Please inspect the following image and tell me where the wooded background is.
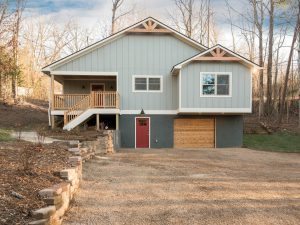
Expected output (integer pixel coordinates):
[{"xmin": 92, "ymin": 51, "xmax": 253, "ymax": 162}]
[{"xmin": 0, "ymin": 0, "xmax": 299, "ymax": 126}]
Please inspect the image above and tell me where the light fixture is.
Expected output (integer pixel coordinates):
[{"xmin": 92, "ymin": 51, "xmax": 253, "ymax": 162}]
[{"xmin": 140, "ymin": 109, "xmax": 145, "ymax": 115}]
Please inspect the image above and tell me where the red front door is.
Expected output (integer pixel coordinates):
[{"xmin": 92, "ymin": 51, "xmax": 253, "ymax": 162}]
[{"xmin": 136, "ymin": 117, "xmax": 150, "ymax": 148}]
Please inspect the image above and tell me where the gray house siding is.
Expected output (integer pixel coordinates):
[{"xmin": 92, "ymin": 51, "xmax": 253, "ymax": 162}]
[
  {"xmin": 216, "ymin": 116, "xmax": 244, "ymax": 148},
  {"xmin": 119, "ymin": 114, "xmax": 243, "ymax": 148},
  {"xmin": 54, "ymin": 34, "xmax": 200, "ymax": 111},
  {"xmin": 63, "ymin": 80, "xmax": 117, "ymax": 94},
  {"xmin": 120, "ymin": 114, "xmax": 176, "ymax": 148},
  {"xmin": 181, "ymin": 62, "xmax": 251, "ymax": 109}
]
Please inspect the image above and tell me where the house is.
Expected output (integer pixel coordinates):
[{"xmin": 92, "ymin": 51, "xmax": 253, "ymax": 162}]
[{"xmin": 42, "ymin": 17, "xmax": 261, "ymax": 149}]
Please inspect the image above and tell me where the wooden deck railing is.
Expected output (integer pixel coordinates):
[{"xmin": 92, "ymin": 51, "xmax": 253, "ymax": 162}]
[
  {"xmin": 53, "ymin": 92, "xmax": 120, "ymax": 110},
  {"xmin": 91, "ymin": 91, "xmax": 120, "ymax": 108},
  {"xmin": 53, "ymin": 94, "xmax": 89, "ymax": 110},
  {"xmin": 64, "ymin": 95, "xmax": 91, "ymax": 124},
  {"xmin": 60, "ymin": 91, "xmax": 120, "ymax": 125}
]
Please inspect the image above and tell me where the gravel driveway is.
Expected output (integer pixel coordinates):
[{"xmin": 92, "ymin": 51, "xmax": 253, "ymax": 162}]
[{"xmin": 64, "ymin": 148, "xmax": 300, "ymax": 225}]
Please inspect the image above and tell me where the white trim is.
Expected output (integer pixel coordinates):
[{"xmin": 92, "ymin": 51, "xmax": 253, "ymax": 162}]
[
  {"xmin": 179, "ymin": 108, "xmax": 252, "ymax": 113},
  {"xmin": 173, "ymin": 44, "xmax": 263, "ymax": 72},
  {"xmin": 132, "ymin": 75, "xmax": 163, "ymax": 93},
  {"xmin": 179, "ymin": 70, "xmax": 182, "ymax": 109},
  {"xmin": 51, "ymin": 109, "xmax": 120, "ymax": 116},
  {"xmin": 135, "ymin": 117, "xmax": 151, "ymax": 149},
  {"xmin": 200, "ymin": 72, "xmax": 232, "ymax": 97},
  {"xmin": 42, "ymin": 17, "xmax": 207, "ymax": 72},
  {"xmin": 90, "ymin": 83, "xmax": 105, "ymax": 92},
  {"xmin": 51, "ymin": 110, "xmax": 65, "ymax": 115},
  {"xmin": 120, "ymin": 110, "xmax": 178, "ymax": 115},
  {"xmin": 50, "ymin": 71, "xmax": 118, "ymax": 76}
]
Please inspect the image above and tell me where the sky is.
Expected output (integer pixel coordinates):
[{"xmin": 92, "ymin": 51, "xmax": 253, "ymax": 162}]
[
  {"xmin": 20, "ymin": 0, "xmax": 294, "ymax": 57},
  {"xmin": 21, "ymin": 0, "xmax": 239, "ymax": 45}
]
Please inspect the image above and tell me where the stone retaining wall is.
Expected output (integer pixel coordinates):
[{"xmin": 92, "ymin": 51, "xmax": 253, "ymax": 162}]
[
  {"xmin": 29, "ymin": 140, "xmax": 83, "ymax": 225},
  {"xmin": 29, "ymin": 132, "xmax": 115, "ymax": 225}
]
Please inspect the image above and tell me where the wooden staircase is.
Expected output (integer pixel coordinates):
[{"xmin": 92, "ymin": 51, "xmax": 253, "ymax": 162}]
[{"xmin": 63, "ymin": 91, "xmax": 119, "ymax": 130}]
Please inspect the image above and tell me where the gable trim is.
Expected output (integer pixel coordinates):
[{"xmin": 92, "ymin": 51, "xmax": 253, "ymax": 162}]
[
  {"xmin": 171, "ymin": 44, "xmax": 263, "ymax": 73},
  {"xmin": 42, "ymin": 17, "xmax": 207, "ymax": 72}
]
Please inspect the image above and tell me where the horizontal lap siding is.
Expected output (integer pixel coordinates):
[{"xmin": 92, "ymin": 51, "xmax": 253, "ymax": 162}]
[
  {"xmin": 54, "ymin": 34, "xmax": 201, "ymax": 111},
  {"xmin": 174, "ymin": 118, "xmax": 215, "ymax": 148},
  {"xmin": 181, "ymin": 62, "xmax": 251, "ymax": 109}
]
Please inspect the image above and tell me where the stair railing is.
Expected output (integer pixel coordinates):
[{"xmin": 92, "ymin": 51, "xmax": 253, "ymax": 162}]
[{"xmin": 64, "ymin": 95, "xmax": 91, "ymax": 125}]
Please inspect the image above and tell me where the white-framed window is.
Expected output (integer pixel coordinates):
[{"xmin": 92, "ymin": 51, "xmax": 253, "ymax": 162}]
[
  {"xmin": 132, "ymin": 75, "xmax": 163, "ymax": 92},
  {"xmin": 200, "ymin": 72, "xmax": 232, "ymax": 97}
]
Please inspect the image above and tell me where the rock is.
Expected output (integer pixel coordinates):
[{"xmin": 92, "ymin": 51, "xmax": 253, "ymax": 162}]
[
  {"xmin": 32, "ymin": 206, "xmax": 56, "ymax": 219},
  {"xmin": 28, "ymin": 219, "xmax": 50, "ymax": 225},
  {"xmin": 11, "ymin": 191, "xmax": 25, "ymax": 199}
]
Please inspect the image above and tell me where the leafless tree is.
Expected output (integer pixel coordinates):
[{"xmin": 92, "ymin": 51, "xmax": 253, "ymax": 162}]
[
  {"xmin": 10, "ymin": 0, "xmax": 25, "ymax": 100},
  {"xmin": 111, "ymin": 0, "xmax": 134, "ymax": 34},
  {"xmin": 252, "ymin": 0, "xmax": 265, "ymax": 119},
  {"xmin": 278, "ymin": 0, "xmax": 300, "ymax": 124},
  {"xmin": 265, "ymin": 0, "xmax": 275, "ymax": 115},
  {"xmin": 169, "ymin": 0, "xmax": 215, "ymax": 46}
]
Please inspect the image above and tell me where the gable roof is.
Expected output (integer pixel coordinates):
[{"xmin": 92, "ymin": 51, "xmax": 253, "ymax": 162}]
[
  {"xmin": 171, "ymin": 44, "xmax": 263, "ymax": 74},
  {"xmin": 42, "ymin": 17, "xmax": 207, "ymax": 73}
]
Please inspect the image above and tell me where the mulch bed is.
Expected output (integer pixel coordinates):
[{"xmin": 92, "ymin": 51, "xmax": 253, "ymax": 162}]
[{"xmin": 0, "ymin": 140, "xmax": 72, "ymax": 225}]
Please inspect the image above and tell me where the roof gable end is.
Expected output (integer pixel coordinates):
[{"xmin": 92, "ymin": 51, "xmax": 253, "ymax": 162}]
[
  {"xmin": 172, "ymin": 44, "xmax": 263, "ymax": 74},
  {"xmin": 42, "ymin": 17, "xmax": 207, "ymax": 73}
]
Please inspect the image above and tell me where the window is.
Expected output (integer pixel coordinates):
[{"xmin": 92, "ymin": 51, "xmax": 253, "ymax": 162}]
[
  {"xmin": 200, "ymin": 73, "xmax": 231, "ymax": 97},
  {"xmin": 133, "ymin": 76, "xmax": 162, "ymax": 92}
]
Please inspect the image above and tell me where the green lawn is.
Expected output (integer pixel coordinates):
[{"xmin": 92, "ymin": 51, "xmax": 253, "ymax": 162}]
[
  {"xmin": 0, "ymin": 129, "xmax": 13, "ymax": 142},
  {"xmin": 244, "ymin": 132, "xmax": 300, "ymax": 153}
]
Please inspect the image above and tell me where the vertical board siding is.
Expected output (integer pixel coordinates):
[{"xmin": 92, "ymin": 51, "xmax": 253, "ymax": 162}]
[
  {"xmin": 54, "ymin": 34, "xmax": 200, "ymax": 110},
  {"xmin": 64, "ymin": 80, "xmax": 117, "ymax": 94},
  {"xmin": 181, "ymin": 62, "xmax": 251, "ymax": 109}
]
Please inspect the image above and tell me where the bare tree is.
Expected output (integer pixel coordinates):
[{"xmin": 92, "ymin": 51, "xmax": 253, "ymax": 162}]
[
  {"xmin": 265, "ymin": 0, "xmax": 275, "ymax": 115},
  {"xmin": 251, "ymin": 0, "xmax": 265, "ymax": 119},
  {"xmin": 111, "ymin": 0, "xmax": 134, "ymax": 34},
  {"xmin": 278, "ymin": 0, "xmax": 300, "ymax": 124},
  {"xmin": 169, "ymin": 0, "xmax": 214, "ymax": 46},
  {"xmin": 10, "ymin": 0, "xmax": 25, "ymax": 100}
]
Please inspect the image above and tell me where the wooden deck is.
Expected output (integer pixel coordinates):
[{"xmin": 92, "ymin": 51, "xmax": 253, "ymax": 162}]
[{"xmin": 52, "ymin": 91, "xmax": 120, "ymax": 110}]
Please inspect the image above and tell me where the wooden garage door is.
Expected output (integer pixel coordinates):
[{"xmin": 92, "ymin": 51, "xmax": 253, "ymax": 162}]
[{"xmin": 174, "ymin": 118, "xmax": 215, "ymax": 148}]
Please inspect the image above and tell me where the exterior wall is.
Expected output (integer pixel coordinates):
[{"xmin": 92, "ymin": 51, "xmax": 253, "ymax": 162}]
[
  {"xmin": 63, "ymin": 79, "xmax": 117, "ymax": 94},
  {"xmin": 120, "ymin": 114, "xmax": 243, "ymax": 148},
  {"xmin": 216, "ymin": 115, "xmax": 244, "ymax": 148},
  {"xmin": 119, "ymin": 114, "xmax": 175, "ymax": 148},
  {"xmin": 53, "ymin": 34, "xmax": 199, "ymax": 110},
  {"xmin": 180, "ymin": 62, "xmax": 251, "ymax": 109}
]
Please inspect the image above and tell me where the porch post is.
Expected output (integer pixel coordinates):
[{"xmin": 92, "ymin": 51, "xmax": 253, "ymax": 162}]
[
  {"xmin": 96, "ymin": 114, "xmax": 100, "ymax": 131},
  {"xmin": 116, "ymin": 114, "xmax": 119, "ymax": 130},
  {"xmin": 50, "ymin": 73, "xmax": 55, "ymax": 129},
  {"xmin": 51, "ymin": 73, "xmax": 54, "ymax": 109}
]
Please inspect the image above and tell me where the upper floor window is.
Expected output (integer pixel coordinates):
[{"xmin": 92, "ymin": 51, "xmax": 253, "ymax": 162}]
[
  {"xmin": 200, "ymin": 72, "xmax": 232, "ymax": 97},
  {"xmin": 133, "ymin": 75, "xmax": 163, "ymax": 92}
]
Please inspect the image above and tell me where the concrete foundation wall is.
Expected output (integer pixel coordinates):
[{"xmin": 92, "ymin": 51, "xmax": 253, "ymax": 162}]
[
  {"xmin": 120, "ymin": 114, "xmax": 244, "ymax": 149},
  {"xmin": 120, "ymin": 114, "xmax": 176, "ymax": 148},
  {"xmin": 216, "ymin": 115, "xmax": 244, "ymax": 148}
]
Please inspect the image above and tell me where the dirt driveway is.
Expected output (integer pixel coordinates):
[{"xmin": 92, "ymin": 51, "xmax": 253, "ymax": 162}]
[{"xmin": 64, "ymin": 148, "xmax": 300, "ymax": 225}]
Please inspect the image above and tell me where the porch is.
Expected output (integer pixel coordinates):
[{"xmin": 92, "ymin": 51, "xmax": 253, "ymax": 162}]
[{"xmin": 49, "ymin": 73, "xmax": 120, "ymax": 130}]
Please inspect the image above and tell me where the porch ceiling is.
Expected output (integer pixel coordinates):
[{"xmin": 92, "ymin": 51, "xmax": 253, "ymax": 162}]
[{"xmin": 54, "ymin": 75, "xmax": 116, "ymax": 84}]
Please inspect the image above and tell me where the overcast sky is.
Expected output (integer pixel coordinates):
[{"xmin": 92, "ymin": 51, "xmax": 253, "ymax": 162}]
[
  {"xmin": 22, "ymin": 0, "xmax": 244, "ymax": 45},
  {"xmin": 21, "ymin": 0, "xmax": 294, "ymax": 55}
]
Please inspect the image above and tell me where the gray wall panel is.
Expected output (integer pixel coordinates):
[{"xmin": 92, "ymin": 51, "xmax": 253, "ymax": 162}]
[
  {"xmin": 181, "ymin": 62, "xmax": 251, "ymax": 109},
  {"xmin": 53, "ymin": 34, "xmax": 200, "ymax": 111},
  {"xmin": 119, "ymin": 114, "xmax": 175, "ymax": 148},
  {"xmin": 216, "ymin": 116, "xmax": 244, "ymax": 148}
]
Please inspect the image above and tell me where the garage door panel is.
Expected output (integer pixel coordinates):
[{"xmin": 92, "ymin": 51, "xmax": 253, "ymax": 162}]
[{"xmin": 174, "ymin": 118, "xmax": 215, "ymax": 148}]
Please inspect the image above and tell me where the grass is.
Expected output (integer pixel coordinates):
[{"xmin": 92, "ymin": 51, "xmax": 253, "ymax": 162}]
[
  {"xmin": 244, "ymin": 132, "xmax": 300, "ymax": 153},
  {"xmin": 0, "ymin": 129, "xmax": 14, "ymax": 142}
]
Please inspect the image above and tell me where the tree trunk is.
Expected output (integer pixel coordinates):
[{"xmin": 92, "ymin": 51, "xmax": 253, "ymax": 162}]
[
  {"xmin": 278, "ymin": 2, "xmax": 300, "ymax": 124},
  {"xmin": 298, "ymin": 33, "xmax": 300, "ymax": 127},
  {"xmin": 266, "ymin": 0, "xmax": 274, "ymax": 115}
]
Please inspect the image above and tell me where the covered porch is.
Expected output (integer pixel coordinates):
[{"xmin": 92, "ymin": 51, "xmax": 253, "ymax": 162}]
[{"xmin": 49, "ymin": 72, "xmax": 120, "ymax": 130}]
